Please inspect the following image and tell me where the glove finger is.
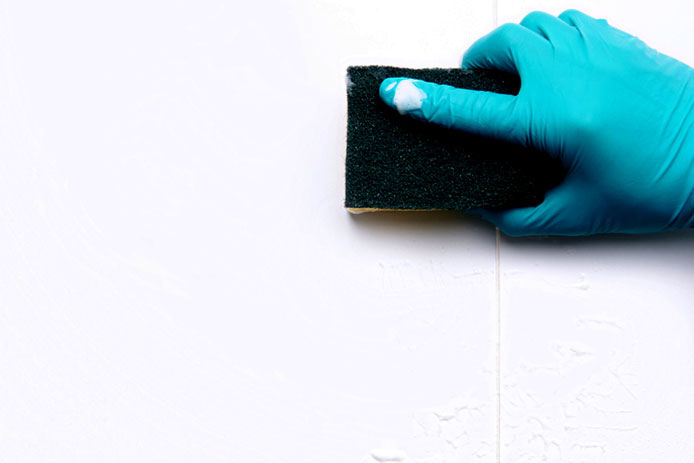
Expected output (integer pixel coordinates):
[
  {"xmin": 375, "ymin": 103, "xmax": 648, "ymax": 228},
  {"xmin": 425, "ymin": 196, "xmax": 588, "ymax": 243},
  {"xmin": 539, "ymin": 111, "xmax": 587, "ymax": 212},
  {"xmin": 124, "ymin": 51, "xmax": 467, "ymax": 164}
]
[
  {"xmin": 471, "ymin": 181, "xmax": 588, "ymax": 236},
  {"xmin": 461, "ymin": 22, "xmax": 550, "ymax": 74},
  {"xmin": 519, "ymin": 11, "xmax": 578, "ymax": 44},
  {"xmin": 379, "ymin": 77, "xmax": 528, "ymax": 144}
]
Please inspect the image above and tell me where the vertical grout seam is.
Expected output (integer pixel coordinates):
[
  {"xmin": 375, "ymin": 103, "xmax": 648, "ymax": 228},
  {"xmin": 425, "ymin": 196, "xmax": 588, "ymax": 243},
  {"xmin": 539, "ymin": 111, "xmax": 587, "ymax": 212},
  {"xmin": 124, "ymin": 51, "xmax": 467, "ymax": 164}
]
[
  {"xmin": 493, "ymin": 0, "xmax": 498, "ymax": 31},
  {"xmin": 495, "ymin": 227, "xmax": 501, "ymax": 463},
  {"xmin": 493, "ymin": 7, "xmax": 501, "ymax": 463}
]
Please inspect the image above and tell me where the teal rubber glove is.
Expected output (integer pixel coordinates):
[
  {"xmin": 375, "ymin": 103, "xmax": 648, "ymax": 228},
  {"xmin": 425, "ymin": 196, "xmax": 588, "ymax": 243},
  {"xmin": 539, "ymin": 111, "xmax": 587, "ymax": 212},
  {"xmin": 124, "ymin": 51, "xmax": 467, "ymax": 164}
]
[{"xmin": 379, "ymin": 9, "xmax": 694, "ymax": 236}]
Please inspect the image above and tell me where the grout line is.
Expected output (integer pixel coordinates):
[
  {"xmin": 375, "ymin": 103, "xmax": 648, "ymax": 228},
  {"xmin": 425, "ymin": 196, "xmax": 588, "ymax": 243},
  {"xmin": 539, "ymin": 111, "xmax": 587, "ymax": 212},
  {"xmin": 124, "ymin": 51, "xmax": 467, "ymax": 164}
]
[
  {"xmin": 493, "ymin": 0, "xmax": 498, "ymax": 29},
  {"xmin": 493, "ymin": 10, "xmax": 501, "ymax": 463},
  {"xmin": 495, "ymin": 231, "xmax": 502, "ymax": 462},
  {"xmin": 493, "ymin": 8, "xmax": 501, "ymax": 463}
]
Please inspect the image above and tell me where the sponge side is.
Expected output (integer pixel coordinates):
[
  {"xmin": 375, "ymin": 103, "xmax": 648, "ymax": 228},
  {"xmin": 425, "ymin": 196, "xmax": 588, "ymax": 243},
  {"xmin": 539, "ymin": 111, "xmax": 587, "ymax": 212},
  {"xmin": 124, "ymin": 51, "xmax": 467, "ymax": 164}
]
[{"xmin": 345, "ymin": 66, "xmax": 565, "ymax": 212}]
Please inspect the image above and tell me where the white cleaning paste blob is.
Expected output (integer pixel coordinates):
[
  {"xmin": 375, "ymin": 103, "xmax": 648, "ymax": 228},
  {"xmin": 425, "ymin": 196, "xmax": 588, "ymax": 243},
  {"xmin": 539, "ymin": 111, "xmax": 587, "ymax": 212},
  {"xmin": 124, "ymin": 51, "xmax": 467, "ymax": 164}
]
[
  {"xmin": 393, "ymin": 79, "xmax": 426, "ymax": 114},
  {"xmin": 370, "ymin": 448, "xmax": 407, "ymax": 462}
]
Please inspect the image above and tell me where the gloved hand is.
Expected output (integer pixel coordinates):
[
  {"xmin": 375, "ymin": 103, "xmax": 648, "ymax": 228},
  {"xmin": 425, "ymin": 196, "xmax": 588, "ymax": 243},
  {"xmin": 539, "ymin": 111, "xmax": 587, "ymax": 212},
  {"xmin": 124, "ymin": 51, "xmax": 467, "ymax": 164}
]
[{"xmin": 379, "ymin": 9, "xmax": 694, "ymax": 236}]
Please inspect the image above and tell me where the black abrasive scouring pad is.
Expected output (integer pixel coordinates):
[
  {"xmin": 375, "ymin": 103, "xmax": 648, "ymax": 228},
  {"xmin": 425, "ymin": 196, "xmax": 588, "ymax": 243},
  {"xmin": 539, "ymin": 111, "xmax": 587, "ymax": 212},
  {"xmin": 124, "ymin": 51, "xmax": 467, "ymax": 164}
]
[{"xmin": 345, "ymin": 66, "xmax": 565, "ymax": 212}]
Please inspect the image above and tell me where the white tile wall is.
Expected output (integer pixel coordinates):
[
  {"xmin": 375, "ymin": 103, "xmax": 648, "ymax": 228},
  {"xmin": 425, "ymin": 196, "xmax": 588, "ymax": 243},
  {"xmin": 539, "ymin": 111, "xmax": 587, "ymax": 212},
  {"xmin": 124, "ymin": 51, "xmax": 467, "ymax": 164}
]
[
  {"xmin": 494, "ymin": 1, "xmax": 694, "ymax": 461},
  {"xmin": 0, "ymin": 1, "xmax": 498, "ymax": 462},
  {"xmin": 0, "ymin": 1, "xmax": 692, "ymax": 462},
  {"xmin": 499, "ymin": 233, "xmax": 694, "ymax": 462}
]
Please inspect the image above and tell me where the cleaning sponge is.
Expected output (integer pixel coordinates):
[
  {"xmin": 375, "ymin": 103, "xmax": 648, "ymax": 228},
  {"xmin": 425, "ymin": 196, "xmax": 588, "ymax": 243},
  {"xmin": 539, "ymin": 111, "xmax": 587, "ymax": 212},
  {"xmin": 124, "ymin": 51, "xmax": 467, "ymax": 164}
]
[{"xmin": 345, "ymin": 66, "xmax": 565, "ymax": 212}]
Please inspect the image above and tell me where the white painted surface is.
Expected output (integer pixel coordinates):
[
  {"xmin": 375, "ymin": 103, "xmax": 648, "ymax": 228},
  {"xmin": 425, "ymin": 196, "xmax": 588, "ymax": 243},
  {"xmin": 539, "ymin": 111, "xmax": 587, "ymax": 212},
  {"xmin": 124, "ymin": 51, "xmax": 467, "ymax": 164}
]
[
  {"xmin": 495, "ymin": 1, "xmax": 694, "ymax": 461},
  {"xmin": 499, "ymin": 233, "xmax": 694, "ymax": 461},
  {"xmin": 0, "ymin": 1, "xmax": 693, "ymax": 462},
  {"xmin": 0, "ymin": 1, "xmax": 498, "ymax": 462}
]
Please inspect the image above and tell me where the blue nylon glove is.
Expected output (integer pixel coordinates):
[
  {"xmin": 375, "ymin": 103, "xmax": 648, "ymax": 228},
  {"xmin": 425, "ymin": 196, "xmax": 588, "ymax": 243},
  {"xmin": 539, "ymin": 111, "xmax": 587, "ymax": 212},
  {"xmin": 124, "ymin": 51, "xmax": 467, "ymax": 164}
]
[{"xmin": 379, "ymin": 9, "xmax": 694, "ymax": 236}]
